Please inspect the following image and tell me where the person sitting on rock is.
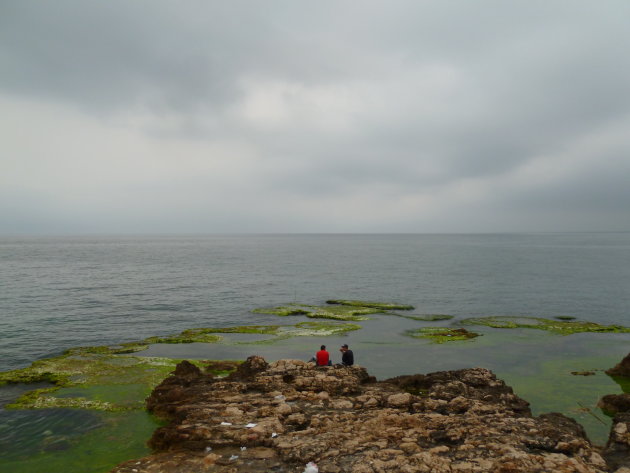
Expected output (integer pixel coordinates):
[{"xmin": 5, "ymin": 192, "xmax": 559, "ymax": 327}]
[
  {"xmin": 311, "ymin": 345, "xmax": 332, "ymax": 366},
  {"xmin": 340, "ymin": 344, "xmax": 354, "ymax": 366}
]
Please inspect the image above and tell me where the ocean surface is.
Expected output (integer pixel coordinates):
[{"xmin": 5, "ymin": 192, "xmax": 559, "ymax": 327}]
[
  {"xmin": 2, "ymin": 233, "xmax": 629, "ymax": 372},
  {"xmin": 1, "ymin": 233, "xmax": 630, "ymax": 468}
]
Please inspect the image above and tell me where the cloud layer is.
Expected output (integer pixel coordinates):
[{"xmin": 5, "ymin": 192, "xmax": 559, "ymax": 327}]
[{"xmin": 2, "ymin": 1, "xmax": 629, "ymax": 233}]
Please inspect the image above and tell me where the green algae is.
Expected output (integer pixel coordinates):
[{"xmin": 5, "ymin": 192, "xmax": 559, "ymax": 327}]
[
  {"xmin": 461, "ymin": 316, "xmax": 630, "ymax": 335},
  {"xmin": 404, "ymin": 327, "xmax": 481, "ymax": 343},
  {"xmin": 252, "ymin": 306, "xmax": 312, "ymax": 316},
  {"xmin": 1, "ymin": 319, "xmax": 362, "ymax": 411},
  {"xmin": 325, "ymin": 300, "xmax": 415, "ymax": 311},
  {"xmin": 194, "ymin": 325, "xmax": 280, "ymax": 335},
  {"xmin": 399, "ymin": 314, "xmax": 454, "ymax": 321},
  {"xmin": 143, "ymin": 332, "xmax": 222, "ymax": 344},
  {"xmin": 253, "ymin": 299, "xmax": 419, "ymax": 321},
  {"xmin": 237, "ymin": 321, "xmax": 362, "ymax": 345},
  {"xmin": 253, "ymin": 304, "xmax": 379, "ymax": 321},
  {"xmin": 278, "ymin": 321, "xmax": 361, "ymax": 337},
  {"xmin": 2, "ymin": 353, "xmax": 181, "ymax": 411}
]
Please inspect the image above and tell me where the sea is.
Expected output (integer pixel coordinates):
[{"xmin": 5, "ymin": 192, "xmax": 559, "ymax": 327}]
[{"xmin": 1, "ymin": 233, "xmax": 630, "ymax": 470}]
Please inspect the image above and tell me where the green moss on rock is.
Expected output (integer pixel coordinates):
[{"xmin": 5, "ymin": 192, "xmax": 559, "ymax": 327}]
[
  {"xmin": 1, "ymin": 352, "xmax": 181, "ymax": 411},
  {"xmin": 0, "ymin": 315, "xmax": 367, "ymax": 413},
  {"xmin": 253, "ymin": 304, "xmax": 378, "ymax": 321},
  {"xmin": 461, "ymin": 316, "xmax": 630, "ymax": 335},
  {"xmin": 401, "ymin": 314, "xmax": 454, "ymax": 321},
  {"xmin": 405, "ymin": 327, "xmax": 481, "ymax": 343},
  {"xmin": 326, "ymin": 300, "xmax": 415, "ymax": 311},
  {"xmin": 252, "ymin": 306, "xmax": 311, "ymax": 316}
]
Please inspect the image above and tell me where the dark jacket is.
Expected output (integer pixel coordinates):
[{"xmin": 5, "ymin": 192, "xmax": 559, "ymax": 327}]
[{"xmin": 342, "ymin": 349, "xmax": 354, "ymax": 366}]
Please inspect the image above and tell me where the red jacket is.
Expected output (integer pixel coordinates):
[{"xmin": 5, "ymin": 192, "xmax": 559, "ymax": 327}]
[{"xmin": 316, "ymin": 349, "xmax": 330, "ymax": 366}]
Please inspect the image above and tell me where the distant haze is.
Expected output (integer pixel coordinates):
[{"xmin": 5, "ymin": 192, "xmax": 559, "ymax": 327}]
[{"xmin": 1, "ymin": 1, "xmax": 629, "ymax": 234}]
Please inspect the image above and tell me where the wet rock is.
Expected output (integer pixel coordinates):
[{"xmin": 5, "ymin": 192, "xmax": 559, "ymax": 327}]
[
  {"xmin": 112, "ymin": 358, "xmax": 609, "ymax": 473},
  {"xmin": 602, "ymin": 412, "xmax": 630, "ymax": 471},
  {"xmin": 598, "ymin": 394, "xmax": 630, "ymax": 415},
  {"xmin": 172, "ymin": 360, "xmax": 201, "ymax": 378},
  {"xmin": 606, "ymin": 353, "xmax": 630, "ymax": 377},
  {"xmin": 227, "ymin": 355, "xmax": 269, "ymax": 380}
]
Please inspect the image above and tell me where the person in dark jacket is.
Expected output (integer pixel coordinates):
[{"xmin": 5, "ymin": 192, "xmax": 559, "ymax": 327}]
[{"xmin": 340, "ymin": 344, "xmax": 354, "ymax": 366}]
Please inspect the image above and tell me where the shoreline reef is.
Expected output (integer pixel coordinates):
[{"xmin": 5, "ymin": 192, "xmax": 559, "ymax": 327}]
[{"xmin": 111, "ymin": 354, "xmax": 630, "ymax": 473}]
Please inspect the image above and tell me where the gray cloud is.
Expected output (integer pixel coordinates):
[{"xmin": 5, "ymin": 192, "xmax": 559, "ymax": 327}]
[{"xmin": 1, "ymin": 0, "xmax": 630, "ymax": 233}]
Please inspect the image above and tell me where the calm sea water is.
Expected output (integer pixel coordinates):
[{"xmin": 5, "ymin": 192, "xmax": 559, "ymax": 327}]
[{"xmin": 1, "ymin": 233, "xmax": 629, "ymax": 372}]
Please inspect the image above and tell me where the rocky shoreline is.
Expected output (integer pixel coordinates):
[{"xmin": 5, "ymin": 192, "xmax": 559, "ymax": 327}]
[{"xmin": 110, "ymin": 354, "xmax": 630, "ymax": 473}]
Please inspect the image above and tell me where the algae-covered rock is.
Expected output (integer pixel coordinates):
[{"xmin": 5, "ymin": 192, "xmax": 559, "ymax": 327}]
[
  {"xmin": 404, "ymin": 327, "xmax": 480, "ymax": 343},
  {"xmin": 0, "ymin": 352, "xmax": 182, "ymax": 411},
  {"xmin": 253, "ymin": 299, "xmax": 417, "ymax": 321},
  {"xmin": 0, "ymin": 319, "xmax": 363, "ymax": 411},
  {"xmin": 252, "ymin": 304, "xmax": 380, "ymax": 321},
  {"xmin": 325, "ymin": 299, "xmax": 415, "ymax": 310},
  {"xmin": 461, "ymin": 316, "xmax": 630, "ymax": 335},
  {"xmin": 401, "ymin": 314, "xmax": 454, "ymax": 321}
]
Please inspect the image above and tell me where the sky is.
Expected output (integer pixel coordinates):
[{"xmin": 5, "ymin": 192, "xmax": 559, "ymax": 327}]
[{"xmin": 1, "ymin": 1, "xmax": 629, "ymax": 234}]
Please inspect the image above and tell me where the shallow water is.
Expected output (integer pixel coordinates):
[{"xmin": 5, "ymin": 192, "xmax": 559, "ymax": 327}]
[
  {"xmin": 0, "ymin": 408, "xmax": 159, "ymax": 473},
  {"xmin": 134, "ymin": 312, "xmax": 630, "ymax": 445}
]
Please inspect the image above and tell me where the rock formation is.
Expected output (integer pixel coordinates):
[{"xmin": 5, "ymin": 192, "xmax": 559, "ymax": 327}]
[
  {"xmin": 600, "ymin": 352, "xmax": 630, "ymax": 471},
  {"xmin": 606, "ymin": 353, "xmax": 630, "ymax": 377},
  {"xmin": 111, "ymin": 356, "xmax": 614, "ymax": 473}
]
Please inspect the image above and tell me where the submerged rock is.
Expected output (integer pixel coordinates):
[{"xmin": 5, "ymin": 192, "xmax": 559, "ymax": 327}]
[{"xmin": 112, "ymin": 357, "xmax": 612, "ymax": 473}]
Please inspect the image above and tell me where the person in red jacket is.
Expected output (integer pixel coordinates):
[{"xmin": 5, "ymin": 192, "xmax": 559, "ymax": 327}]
[{"xmin": 314, "ymin": 345, "xmax": 332, "ymax": 366}]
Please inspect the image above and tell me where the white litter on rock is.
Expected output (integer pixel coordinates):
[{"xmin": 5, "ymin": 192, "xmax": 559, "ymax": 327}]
[
  {"xmin": 220, "ymin": 422, "xmax": 232, "ymax": 426},
  {"xmin": 245, "ymin": 423, "xmax": 257, "ymax": 428},
  {"xmin": 271, "ymin": 432, "xmax": 278, "ymax": 438},
  {"xmin": 274, "ymin": 394, "xmax": 286, "ymax": 401},
  {"xmin": 205, "ymin": 446, "xmax": 213, "ymax": 452},
  {"xmin": 240, "ymin": 446, "xmax": 247, "ymax": 451},
  {"xmin": 229, "ymin": 455, "xmax": 239, "ymax": 461},
  {"xmin": 303, "ymin": 461, "xmax": 318, "ymax": 473}
]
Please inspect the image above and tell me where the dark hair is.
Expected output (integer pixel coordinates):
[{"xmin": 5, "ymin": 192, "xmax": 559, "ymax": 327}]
[
  {"xmin": 342, "ymin": 344, "xmax": 349, "ymax": 348},
  {"xmin": 320, "ymin": 345, "xmax": 326, "ymax": 350}
]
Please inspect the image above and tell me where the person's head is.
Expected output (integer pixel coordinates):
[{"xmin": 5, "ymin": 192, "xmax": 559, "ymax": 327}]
[
  {"xmin": 320, "ymin": 345, "xmax": 326, "ymax": 350},
  {"xmin": 340, "ymin": 344, "xmax": 349, "ymax": 352}
]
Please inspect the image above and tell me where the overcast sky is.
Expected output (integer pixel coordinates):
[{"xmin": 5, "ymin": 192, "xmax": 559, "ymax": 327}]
[{"xmin": 1, "ymin": 1, "xmax": 629, "ymax": 234}]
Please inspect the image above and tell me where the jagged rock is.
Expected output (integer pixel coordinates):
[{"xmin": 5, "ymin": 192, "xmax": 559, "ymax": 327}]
[
  {"xmin": 227, "ymin": 355, "xmax": 269, "ymax": 380},
  {"xmin": 606, "ymin": 353, "xmax": 630, "ymax": 377},
  {"xmin": 598, "ymin": 394, "xmax": 630, "ymax": 415},
  {"xmin": 602, "ymin": 413, "xmax": 630, "ymax": 471},
  {"xmin": 606, "ymin": 352, "xmax": 630, "ymax": 377},
  {"xmin": 172, "ymin": 360, "xmax": 202, "ymax": 378},
  {"xmin": 112, "ymin": 358, "xmax": 610, "ymax": 473}
]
